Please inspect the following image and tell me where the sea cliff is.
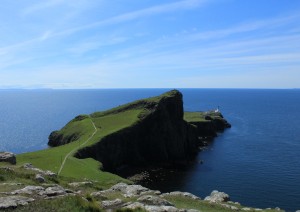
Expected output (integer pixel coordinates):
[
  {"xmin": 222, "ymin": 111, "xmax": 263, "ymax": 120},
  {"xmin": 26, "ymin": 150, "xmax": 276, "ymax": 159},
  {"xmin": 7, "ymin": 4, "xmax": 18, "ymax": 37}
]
[{"xmin": 48, "ymin": 90, "xmax": 230, "ymax": 171}]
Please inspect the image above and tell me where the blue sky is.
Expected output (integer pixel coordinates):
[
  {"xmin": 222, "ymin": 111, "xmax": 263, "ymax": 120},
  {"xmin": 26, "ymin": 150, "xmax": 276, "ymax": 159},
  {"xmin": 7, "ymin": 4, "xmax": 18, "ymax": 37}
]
[{"xmin": 1, "ymin": 0, "xmax": 300, "ymax": 89}]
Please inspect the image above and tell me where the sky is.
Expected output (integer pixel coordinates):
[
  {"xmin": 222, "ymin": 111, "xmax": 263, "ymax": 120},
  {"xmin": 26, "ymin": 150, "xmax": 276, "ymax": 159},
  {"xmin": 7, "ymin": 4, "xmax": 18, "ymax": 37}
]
[{"xmin": 1, "ymin": 0, "xmax": 300, "ymax": 89}]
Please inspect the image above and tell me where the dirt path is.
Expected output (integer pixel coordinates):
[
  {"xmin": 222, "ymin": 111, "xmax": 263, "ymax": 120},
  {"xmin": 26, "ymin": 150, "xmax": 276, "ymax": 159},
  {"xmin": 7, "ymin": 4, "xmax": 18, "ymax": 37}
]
[{"xmin": 57, "ymin": 118, "xmax": 97, "ymax": 176}]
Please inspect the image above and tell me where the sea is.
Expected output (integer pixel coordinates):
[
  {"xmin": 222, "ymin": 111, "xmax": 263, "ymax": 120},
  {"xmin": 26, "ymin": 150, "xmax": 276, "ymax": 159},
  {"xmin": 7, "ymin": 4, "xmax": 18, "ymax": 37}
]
[{"xmin": 0, "ymin": 89, "xmax": 299, "ymax": 212}]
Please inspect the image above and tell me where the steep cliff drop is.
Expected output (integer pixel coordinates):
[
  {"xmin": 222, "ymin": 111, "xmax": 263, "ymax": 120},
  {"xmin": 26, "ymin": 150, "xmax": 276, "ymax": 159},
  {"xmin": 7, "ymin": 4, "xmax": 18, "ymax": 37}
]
[{"xmin": 48, "ymin": 90, "xmax": 231, "ymax": 172}]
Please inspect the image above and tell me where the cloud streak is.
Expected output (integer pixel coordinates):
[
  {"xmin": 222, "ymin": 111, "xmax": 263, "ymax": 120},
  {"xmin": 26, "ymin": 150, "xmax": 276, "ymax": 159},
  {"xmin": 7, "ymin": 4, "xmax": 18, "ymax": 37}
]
[{"xmin": 1, "ymin": 0, "xmax": 300, "ymax": 88}]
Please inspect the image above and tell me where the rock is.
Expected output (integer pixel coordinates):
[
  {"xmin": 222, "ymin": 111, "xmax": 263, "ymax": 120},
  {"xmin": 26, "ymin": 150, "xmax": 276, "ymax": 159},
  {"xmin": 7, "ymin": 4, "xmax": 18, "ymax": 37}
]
[
  {"xmin": 12, "ymin": 186, "xmax": 45, "ymax": 195},
  {"xmin": 35, "ymin": 174, "xmax": 45, "ymax": 183},
  {"xmin": 154, "ymin": 190, "xmax": 162, "ymax": 195},
  {"xmin": 144, "ymin": 205, "xmax": 180, "ymax": 212},
  {"xmin": 43, "ymin": 170, "xmax": 57, "ymax": 177},
  {"xmin": 0, "ymin": 167, "xmax": 14, "ymax": 171},
  {"xmin": 161, "ymin": 191, "xmax": 201, "ymax": 200},
  {"xmin": 23, "ymin": 163, "xmax": 34, "ymax": 169},
  {"xmin": 186, "ymin": 209, "xmax": 201, "ymax": 212},
  {"xmin": 39, "ymin": 185, "xmax": 68, "ymax": 197},
  {"xmin": 68, "ymin": 181, "xmax": 93, "ymax": 187},
  {"xmin": 241, "ymin": 208, "xmax": 251, "ymax": 211},
  {"xmin": 204, "ymin": 190, "xmax": 230, "ymax": 203},
  {"xmin": 137, "ymin": 195, "xmax": 174, "ymax": 206},
  {"xmin": 73, "ymin": 90, "xmax": 230, "ymax": 172},
  {"xmin": 0, "ymin": 196, "xmax": 34, "ymax": 209},
  {"xmin": 111, "ymin": 183, "xmax": 150, "ymax": 197},
  {"xmin": 101, "ymin": 199, "xmax": 124, "ymax": 209},
  {"xmin": 0, "ymin": 152, "xmax": 16, "ymax": 165},
  {"xmin": 91, "ymin": 190, "xmax": 113, "ymax": 198},
  {"xmin": 230, "ymin": 206, "xmax": 239, "ymax": 211},
  {"xmin": 124, "ymin": 202, "xmax": 145, "ymax": 210},
  {"xmin": 22, "ymin": 163, "xmax": 57, "ymax": 177},
  {"xmin": 124, "ymin": 202, "xmax": 182, "ymax": 212}
]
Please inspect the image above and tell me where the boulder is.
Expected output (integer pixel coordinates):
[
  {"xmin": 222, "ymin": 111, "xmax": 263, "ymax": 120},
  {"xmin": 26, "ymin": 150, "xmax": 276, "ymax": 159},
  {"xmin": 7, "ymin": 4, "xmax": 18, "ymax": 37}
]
[
  {"xmin": 0, "ymin": 196, "xmax": 34, "ymax": 209},
  {"xmin": 11, "ymin": 186, "xmax": 45, "ymax": 195},
  {"xmin": 161, "ymin": 191, "xmax": 201, "ymax": 200},
  {"xmin": 111, "ymin": 183, "xmax": 150, "ymax": 197},
  {"xmin": 91, "ymin": 190, "xmax": 113, "ymax": 198},
  {"xmin": 22, "ymin": 163, "xmax": 57, "ymax": 177},
  {"xmin": 124, "ymin": 202, "xmax": 145, "ymax": 210},
  {"xmin": 124, "ymin": 202, "xmax": 182, "ymax": 212},
  {"xmin": 39, "ymin": 185, "xmax": 68, "ymax": 197},
  {"xmin": 204, "ymin": 190, "xmax": 230, "ymax": 203},
  {"xmin": 23, "ymin": 163, "xmax": 34, "ymax": 169},
  {"xmin": 35, "ymin": 174, "xmax": 45, "ymax": 183},
  {"xmin": 101, "ymin": 199, "xmax": 124, "ymax": 209},
  {"xmin": 0, "ymin": 152, "xmax": 16, "ymax": 165},
  {"xmin": 137, "ymin": 195, "xmax": 174, "ymax": 206},
  {"xmin": 68, "ymin": 181, "xmax": 93, "ymax": 187},
  {"xmin": 43, "ymin": 170, "xmax": 57, "ymax": 177},
  {"xmin": 144, "ymin": 205, "xmax": 180, "ymax": 212}
]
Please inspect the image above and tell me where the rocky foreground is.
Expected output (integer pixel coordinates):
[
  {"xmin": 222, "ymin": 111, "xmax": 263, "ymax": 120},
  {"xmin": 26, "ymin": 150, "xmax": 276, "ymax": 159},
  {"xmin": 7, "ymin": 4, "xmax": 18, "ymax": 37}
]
[{"xmin": 0, "ymin": 163, "xmax": 287, "ymax": 212}]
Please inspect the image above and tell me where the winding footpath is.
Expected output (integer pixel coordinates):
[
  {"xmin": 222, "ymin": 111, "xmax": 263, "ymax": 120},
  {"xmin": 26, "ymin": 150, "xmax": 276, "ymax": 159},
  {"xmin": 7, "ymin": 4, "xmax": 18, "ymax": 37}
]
[{"xmin": 57, "ymin": 118, "xmax": 98, "ymax": 176}]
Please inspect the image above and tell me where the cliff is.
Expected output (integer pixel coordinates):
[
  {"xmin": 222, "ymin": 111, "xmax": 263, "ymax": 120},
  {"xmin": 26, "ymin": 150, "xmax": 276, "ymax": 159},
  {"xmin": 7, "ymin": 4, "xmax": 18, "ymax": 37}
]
[{"xmin": 47, "ymin": 90, "xmax": 230, "ymax": 172}]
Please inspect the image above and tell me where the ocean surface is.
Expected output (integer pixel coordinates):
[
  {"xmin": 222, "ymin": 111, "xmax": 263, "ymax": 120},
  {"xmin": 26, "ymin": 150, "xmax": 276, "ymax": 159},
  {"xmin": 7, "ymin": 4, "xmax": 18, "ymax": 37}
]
[{"xmin": 0, "ymin": 89, "xmax": 299, "ymax": 211}]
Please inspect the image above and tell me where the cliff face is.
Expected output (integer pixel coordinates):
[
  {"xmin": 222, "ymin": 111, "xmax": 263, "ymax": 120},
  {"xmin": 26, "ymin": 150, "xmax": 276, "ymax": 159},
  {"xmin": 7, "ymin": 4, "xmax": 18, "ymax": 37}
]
[
  {"xmin": 73, "ymin": 90, "xmax": 229, "ymax": 171},
  {"xmin": 47, "ymin": 90, "xmax": 230, "ymax": 172}
]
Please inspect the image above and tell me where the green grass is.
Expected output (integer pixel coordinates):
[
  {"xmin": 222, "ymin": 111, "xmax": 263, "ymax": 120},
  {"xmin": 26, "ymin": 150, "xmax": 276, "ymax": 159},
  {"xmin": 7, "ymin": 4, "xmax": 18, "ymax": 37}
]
[
  {"xmin": 2, "ymin": 196, "xmax": 102, "ymax": 212},
  {"xmin": 164, "ymin": 196, "xmax": 282, "ymax": 212},
  {"xmin": 184, "ymin": 111, "xmax": 208, "ymax": 122},
  {"xmin": 14, "ymin": 90, "xmax": 208, "ymax": 186},
  {"xmin": 184, "ymin": 111, "xmax": 223, "ymax": 123},
  {"xmin": 16, "ymin": 107, "xmax": 142, "ymax": 187}
]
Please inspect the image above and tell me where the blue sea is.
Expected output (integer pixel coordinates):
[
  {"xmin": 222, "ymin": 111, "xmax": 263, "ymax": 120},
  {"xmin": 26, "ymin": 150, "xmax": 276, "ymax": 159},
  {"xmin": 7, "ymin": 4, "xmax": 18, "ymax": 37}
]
[{"xmin": 0, "ymin": 89, "xmax": 299, "ymax": 211}]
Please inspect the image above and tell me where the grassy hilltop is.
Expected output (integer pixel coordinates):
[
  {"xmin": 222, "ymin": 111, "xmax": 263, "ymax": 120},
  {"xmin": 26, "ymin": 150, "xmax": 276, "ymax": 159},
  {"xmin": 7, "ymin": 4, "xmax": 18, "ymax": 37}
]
[
  {"xmin": 16, "ymin": 90, "xmax": 230, "ymax": 186},
  {"xmin": 17, "ymin": 90, "xmax": 183, "ymax": 184},
  {"xmin": 0, "ymin": 90, "xmax": 284, "ymax": 212}
]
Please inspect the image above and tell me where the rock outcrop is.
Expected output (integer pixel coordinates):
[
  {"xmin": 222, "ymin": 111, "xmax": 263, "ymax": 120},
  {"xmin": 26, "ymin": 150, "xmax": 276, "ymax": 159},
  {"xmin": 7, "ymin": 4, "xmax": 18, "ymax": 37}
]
[
  {"xmin": 204, "ymin": 190, "xmax": 230, "ymax": 203},
  {"xmin": 23, "ymin": 163, "xmax": 56, "ymax": 177},
  {"xmin": 0, "ymin": 196, "xmax": 34, "ymax": 209},
  {"xmin": 72, "ymin": 90, "xmax": 230, "ymax": 171},
  {"xmin": 161, "ymin": 191, "xmax": 201, "ymax": 200},
  {"xmin": 47, "ymin": 90, "xmax": 230, "ymax": 172},
  {"xmin": 0, "ymin": 152, "xmax": 16, "ymax": 165}
]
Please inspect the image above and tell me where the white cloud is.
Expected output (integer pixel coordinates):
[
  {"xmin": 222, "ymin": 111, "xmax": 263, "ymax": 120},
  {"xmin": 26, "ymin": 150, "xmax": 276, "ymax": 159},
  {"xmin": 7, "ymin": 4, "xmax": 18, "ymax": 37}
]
[{"xmin": 22, "ymin": 0, "xmax": 65, "ymax": 15}]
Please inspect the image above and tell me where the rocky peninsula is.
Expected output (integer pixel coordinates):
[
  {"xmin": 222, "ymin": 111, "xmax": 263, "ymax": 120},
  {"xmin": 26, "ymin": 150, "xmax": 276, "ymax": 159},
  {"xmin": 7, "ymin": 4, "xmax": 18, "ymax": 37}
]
[
  {"xmin": 49, "ymin": 90, "xmax": 231, "ymax": 172},
  {"xmin": 0, "ymin": 90, "xmax": 288, "ymax": 211}
]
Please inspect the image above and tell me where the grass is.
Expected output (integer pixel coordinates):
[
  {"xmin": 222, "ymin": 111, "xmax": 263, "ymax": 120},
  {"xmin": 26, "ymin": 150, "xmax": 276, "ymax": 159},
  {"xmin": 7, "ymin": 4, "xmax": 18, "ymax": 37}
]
[
  {"xmin": 184, "ymin": 111, "xmax": 208, "ymax": 122},
  {"xmin": 15, "ymin": 91, "xmax": 179, "ymax": 185},
  {"xmin": 16, "ymin": 109, "xmax": 140, "ymax": 188},
  {"xmin": 164, "ymin": 196, "xmax": 282, "ymax": 212},
  {"xmin": 184, "ymin": 111, "xmax": 223, "ymax": 123},
  {"xmin": 1, "ymin": 90, "xmax": 283, "ymax": 211},
  {"xmin": 0, "ymin": 166, "xmax": 283, "ymax": 212},
  {"xmin": 2, "ymin": 196, "xmax": 102, "ymax": 212},
  {"xmin": 12, "ymin": 90, "xmax": 216, "ymax": 188}
]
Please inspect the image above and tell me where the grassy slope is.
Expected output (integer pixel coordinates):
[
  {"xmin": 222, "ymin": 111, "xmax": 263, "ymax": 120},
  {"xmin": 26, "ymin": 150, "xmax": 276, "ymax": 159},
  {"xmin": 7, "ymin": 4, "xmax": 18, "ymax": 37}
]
[
  {"xmin": 0, "ymin": 168, "xmax": 282, "ymax": 212},
  {"xmin": 15, "ymin": 90, "xmax": 176, "ymax": 186},
  {"xmin": 1, "ymin": 91, "xmax": 283, "ymax": 212},
  {"xmin": 17, "ymin": 109, "xmax": 141, "ymax": 187},
  {"xmin": 16, "ymin": 96, "xmax": 223, "ymax": 185},
  {"xmin": 184, "ymin": 111, "xmax": 224, "ymax": 123},
  {"xmin": 184, "ymin": 111, "xmax": 208, "ymax": 122}
]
